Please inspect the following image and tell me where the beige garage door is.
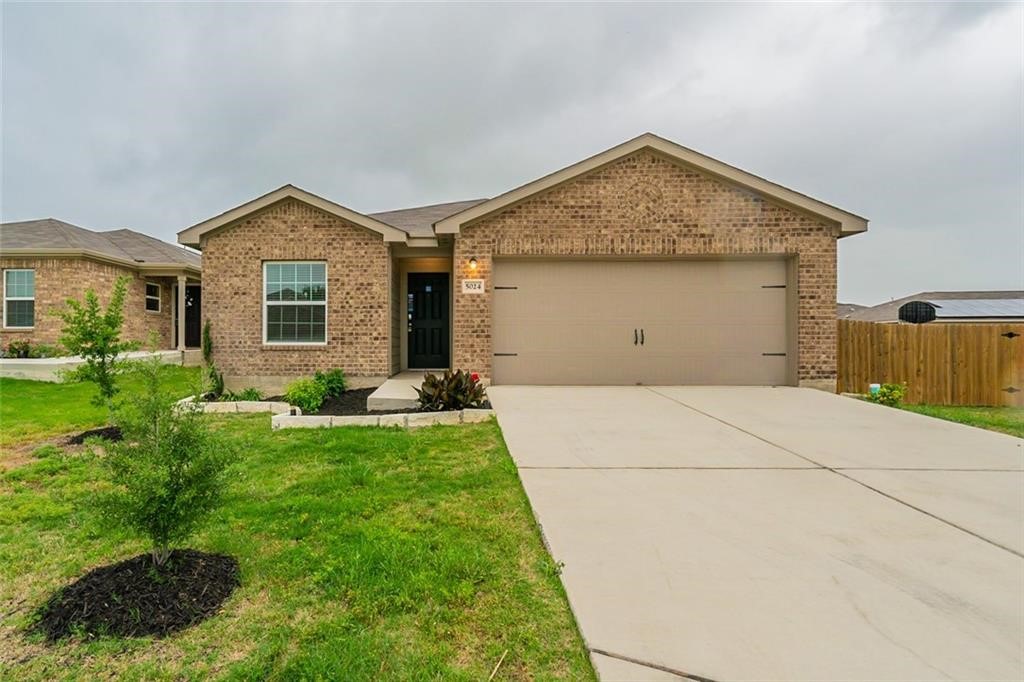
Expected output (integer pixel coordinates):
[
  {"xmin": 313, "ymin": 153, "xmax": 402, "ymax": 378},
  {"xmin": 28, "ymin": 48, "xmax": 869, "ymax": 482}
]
[{"xmin": 492, "ymin": 259, "xmax": 791, "ymax": 385}]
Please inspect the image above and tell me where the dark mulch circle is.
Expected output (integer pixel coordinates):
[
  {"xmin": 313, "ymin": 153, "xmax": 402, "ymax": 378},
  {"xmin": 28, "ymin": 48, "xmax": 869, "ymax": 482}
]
[
  {"xmin": 32, "ymin": 549, "xmax": 240, "ymax": 641},
  {"xmin": 66, "ymin": 425, "xmax": 122, "ymax": 445}
]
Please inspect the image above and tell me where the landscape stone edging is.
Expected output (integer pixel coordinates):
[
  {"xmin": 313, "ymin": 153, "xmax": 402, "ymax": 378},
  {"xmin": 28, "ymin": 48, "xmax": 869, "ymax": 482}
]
[
  {"xmin": 271, "ymin": 409, "xmax": 495, "ymax": 430},
  {"xmin": 174, "ymin": 396, "xmax": 298, "ymax": 416}
]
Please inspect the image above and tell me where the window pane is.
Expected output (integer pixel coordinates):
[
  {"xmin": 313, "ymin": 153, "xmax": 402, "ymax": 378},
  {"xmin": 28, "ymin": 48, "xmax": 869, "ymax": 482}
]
[
  {"xmin": 280, "ymin": 264, "xmax": 295, "ymax": 282},
  {"xmin": 146, "ymin": 283, "xmax": 160, "ymax": 298},
  {"xmin": 6, "ymin": 300, "xmax": 34, "ymax": 327},
  {"xmin": 265, "ymin": 304, "xmax": 325, "ymax": 343},
  {"xmin": 266, "ymin": 264, "xmax": 281, "ymax": 283},
  {"xmin": 266, "ymin": 283, "xmax": 282, "ymax": 302},
  {"xmin": 145, "ymin": 297, "xmax": 160, "ymax": 312},
  {"xmin": 296, "ymin": 263, "xmax": 311, "ymax": 282},
  {"xmin": 310, "ymin": 284, "xmax": 326, "ymax": 302},
  {"xmin": 5, "ymin": 270, "xmax": 34, "ymax": 298},
  {"xmin": 311, "ymin": 263, "xmax": 326, "ymax": 281}
]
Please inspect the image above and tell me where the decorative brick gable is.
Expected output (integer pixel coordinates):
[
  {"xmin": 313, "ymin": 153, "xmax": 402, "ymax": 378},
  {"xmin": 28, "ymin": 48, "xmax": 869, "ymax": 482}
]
[
  {"xmin": 452, "ymin": 150, "xmax": 838, "ymax": 387},
  {"xmin": 201, "ymin": 198, "xmax": 391, "ymax": 390}
]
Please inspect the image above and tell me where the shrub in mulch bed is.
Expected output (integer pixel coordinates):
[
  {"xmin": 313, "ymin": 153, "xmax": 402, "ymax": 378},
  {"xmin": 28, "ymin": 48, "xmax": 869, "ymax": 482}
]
[
  {"xmin": 32, "ymin": 549, "xmax": 239, "ymax": 641},
  {"xmin": 267, "ymin": 387, "xmax": 492, "ymax": 416},
  {"xmin": 66, "ymin": 426, "xmax": 122, "ymax": 445}
]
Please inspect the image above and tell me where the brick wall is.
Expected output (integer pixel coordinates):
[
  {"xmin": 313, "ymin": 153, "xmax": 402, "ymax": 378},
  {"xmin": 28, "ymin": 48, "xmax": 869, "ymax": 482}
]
[
  {"xmin": 201, "ymin": 198, "xmax": 391, "ymax": 390},
  {"xmin": 452, "ymin": 150, "xmax": 839, "ymax": 387},
  {"xmin": 0, "ymin": 257, "xmax": 173, "ymax": 351}
]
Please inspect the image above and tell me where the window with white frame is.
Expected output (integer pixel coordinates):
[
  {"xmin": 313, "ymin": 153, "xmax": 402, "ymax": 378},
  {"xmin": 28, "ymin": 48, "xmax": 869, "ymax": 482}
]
[
  {"xmin": 145, "ymin": 282, "xmax": 161, "ymax": 312},
  {"xmin": 3, "ymin": 269, "xmax": 35, "ymax": 328},
  {"xmin": 264, "ymin": 262, "xmax": 327, "ymax": 344}
]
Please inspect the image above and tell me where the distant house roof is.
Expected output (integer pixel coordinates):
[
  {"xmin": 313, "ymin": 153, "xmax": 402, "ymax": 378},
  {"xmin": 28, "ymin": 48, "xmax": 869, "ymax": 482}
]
[
  {"xmin": 0, "ymin": 218, "xmax": 200, "ymax": 273},
  {"xmin": 369, "ymin": 199, "xmax": 488, "ymax": 239},
  {"xmin": 848, "ymin": 291, "xmax": 1024, "ymax": 322},
  {"xmin": 837, "ymin": 302, "xmax": 866, "ymax": 319}
]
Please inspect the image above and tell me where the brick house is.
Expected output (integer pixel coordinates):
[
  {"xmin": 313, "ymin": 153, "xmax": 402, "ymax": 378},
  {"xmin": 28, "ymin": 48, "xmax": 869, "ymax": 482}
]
[
  {"xmin": 177, "ymin": 133, "xmax": 868, "ymax": 393},
  {"xmin": 0, "ymin": 219, "xmax": 202, "ymax": 352}
]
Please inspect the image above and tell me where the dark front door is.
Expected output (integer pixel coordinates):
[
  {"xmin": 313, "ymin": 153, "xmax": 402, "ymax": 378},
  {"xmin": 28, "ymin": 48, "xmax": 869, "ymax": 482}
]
[
  {"xmin": 175, "ymin": 285, "xmax": 202, "ymax": 348},
  {"xmin": 408, "ymin": 273, "xmax": 450, "ymax": 369}
]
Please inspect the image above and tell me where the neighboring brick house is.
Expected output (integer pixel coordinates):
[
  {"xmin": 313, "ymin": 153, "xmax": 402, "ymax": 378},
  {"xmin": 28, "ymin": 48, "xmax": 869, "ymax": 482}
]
[
  {"xmin": 178, "ymin": 133, "xmax": 868, "ymax": 393},
  {"xmin": 0, "ymin": 219, "xmax": 201, "ymax": 353}
]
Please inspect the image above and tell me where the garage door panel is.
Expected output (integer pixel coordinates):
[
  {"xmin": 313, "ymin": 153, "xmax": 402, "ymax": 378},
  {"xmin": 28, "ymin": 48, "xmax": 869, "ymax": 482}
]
[{"xmin": 492, "ymin": 259, "xmax": 789, "ymax": 385}]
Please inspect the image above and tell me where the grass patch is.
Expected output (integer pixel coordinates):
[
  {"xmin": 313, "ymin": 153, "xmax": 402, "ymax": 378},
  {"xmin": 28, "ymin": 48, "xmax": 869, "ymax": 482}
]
[
  {"xmin": 0, "ymin": 416, "xmax": 594, "ymax": 679},
  {"xmin": 0, "ymin": 366, "xmax": 200, "ymax": 449},
  {"xmin": 901, "ymin": 404, "xmax": 1024, "ymax": 438}
]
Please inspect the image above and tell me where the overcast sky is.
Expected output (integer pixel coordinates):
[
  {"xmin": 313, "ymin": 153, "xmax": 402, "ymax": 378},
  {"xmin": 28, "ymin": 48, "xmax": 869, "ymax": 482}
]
[{"xmin": 2, "ymin": 2, "xmax": 1021, "ymax": 304}]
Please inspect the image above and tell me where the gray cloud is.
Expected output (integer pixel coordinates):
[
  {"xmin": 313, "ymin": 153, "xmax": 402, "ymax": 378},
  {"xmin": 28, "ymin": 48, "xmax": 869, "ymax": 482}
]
[{"xmin": 2, "ymin": 1, "xmax": 1021, "ymax": 303}]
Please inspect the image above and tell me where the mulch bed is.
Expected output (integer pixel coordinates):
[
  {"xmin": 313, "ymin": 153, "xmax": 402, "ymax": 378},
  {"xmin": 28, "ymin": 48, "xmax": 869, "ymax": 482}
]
[
  {"xmin": 66, "ymin": 426, "xmax": 122, "ymax": 445},
  {"xmin": 265, "ymin": 388, "xmax": 491, "ymax": 417},
  {"xmin": 33, "ymin": 549, "xmax": 239, "ymax": 641}
]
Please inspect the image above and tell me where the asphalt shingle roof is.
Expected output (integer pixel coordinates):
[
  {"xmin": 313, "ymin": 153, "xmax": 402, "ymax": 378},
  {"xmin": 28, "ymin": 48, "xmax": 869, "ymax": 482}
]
[
  {"xmin": 0, "ymin": 218, "xmax": 200, "ymax": 268},
  {"xmin": 848, "ymin": 291, "xmax": 1024, "ymax": 322},
  {"xmin": 369, "ymin": 199, "xmax": 488, "ymax": 238}
]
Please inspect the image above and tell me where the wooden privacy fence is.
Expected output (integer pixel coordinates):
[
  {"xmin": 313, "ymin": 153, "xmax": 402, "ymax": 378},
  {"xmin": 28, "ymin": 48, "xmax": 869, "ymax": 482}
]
[{"xmin": 837, "ymin": 320, "xmax": 1024, "ymax": 407}]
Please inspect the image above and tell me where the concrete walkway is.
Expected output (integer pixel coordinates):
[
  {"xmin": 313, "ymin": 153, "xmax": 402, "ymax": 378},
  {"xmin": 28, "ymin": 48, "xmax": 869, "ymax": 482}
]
[{"xmin": 488, "ymin": 386, "xmax": 1023, "ymax": 681}]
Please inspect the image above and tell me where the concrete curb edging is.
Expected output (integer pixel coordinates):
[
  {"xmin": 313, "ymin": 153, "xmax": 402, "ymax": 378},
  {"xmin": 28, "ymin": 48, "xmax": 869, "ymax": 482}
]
[
  {"xmin": 272, "ymin": 409, "xmax": 496, "ymax": 430},
  {"xmin": 175, "ymin": 396, "xmax": 298, "ymax": 416}
]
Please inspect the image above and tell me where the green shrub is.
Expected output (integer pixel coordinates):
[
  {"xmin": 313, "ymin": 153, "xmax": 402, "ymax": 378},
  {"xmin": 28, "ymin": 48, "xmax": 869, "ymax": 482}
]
[
  {"xmin": 56, "ymin": 276, "xmax": 139, "ymax": 412},
  {"xmin": 97, "ymin": 355, "xmax": 234, "ymax": 567},
  {"xmin": 313, "ymin": 368, "xmax": 347, "ymax": 398},
  {"xmin": 28, "ymin": 343, "xmax": 63, "ymax": 358},
  {"xmin": 221, "ymin": 387, "xmax": 263, "ymax": 402},
  {"xmin": 867, "ymin": 382, "xmax": 906, "ymax": 407},
  {"xmin": 5, "ymin": 340, "xmax": 32, "ymax": 358},
  {"xmin": 206, "ymin": 364, "xmax": 225, "ymax": 399},
  {"xmin": 415, "ymin": 369, "xmax": 487, "ymax": 412},
  {"xmin": 201, "ymin": 320, "xmax": 213, "ymax": 366},
  {"xmin": 285, "ymin": 378, "xmax": 327, "ymax": 413}
]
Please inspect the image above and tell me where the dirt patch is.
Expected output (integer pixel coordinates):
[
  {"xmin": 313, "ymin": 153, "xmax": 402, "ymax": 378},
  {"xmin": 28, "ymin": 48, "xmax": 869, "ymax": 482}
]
[
  {"xmin": 32, "ymin": 550, "xmax": 240, "ymax": 641},
  {"xmin": 66, "ymin": 426, "xmax": 122, "ymax": 445}
]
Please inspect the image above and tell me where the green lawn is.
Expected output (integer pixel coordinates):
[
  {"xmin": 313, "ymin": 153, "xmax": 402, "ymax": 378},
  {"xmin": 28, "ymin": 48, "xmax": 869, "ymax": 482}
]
[
  {"xmin": 0, "ymin": 375, "xmax": 593, "ymax": 680},
  {"xmin": 0, "ymin": 366, "xmax": 201, "ymax": 449},
  {"xmin": 901, "ymin": 404, "xmax": 1024, "ymax": 438}
]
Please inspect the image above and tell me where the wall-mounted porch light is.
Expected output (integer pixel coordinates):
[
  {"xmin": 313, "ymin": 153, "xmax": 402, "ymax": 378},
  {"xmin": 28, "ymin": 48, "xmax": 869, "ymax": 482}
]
[{"xmin": 468, "ymin": 257, "xmax": 478, "ymax": 271}]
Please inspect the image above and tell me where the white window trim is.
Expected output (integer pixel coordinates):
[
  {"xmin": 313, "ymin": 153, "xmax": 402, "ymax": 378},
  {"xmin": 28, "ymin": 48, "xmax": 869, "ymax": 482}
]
[
  {"xmin": 262, "ymin": 261, "xmax": 328, "ymax": 346},
  {"xmin": 145, "ymin": 281, "xmax": 162, "ymax": 313},
  {"xmin": 3, "ymin": 268, "xmax": 35, "ymax": 329}
]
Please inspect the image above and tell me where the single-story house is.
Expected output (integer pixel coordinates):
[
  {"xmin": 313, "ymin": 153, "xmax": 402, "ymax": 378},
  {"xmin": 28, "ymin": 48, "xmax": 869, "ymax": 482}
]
[
  {"xmin": 848, "ymin": 291, "xmax": 1024, "ymax": 324},
  {"xmin": 177, "ymin": 133, "xmax": 868, "ymax": 393},
  {"xmin": 0, "ymin": 219, "xmax": 202, "ymax": 352}
]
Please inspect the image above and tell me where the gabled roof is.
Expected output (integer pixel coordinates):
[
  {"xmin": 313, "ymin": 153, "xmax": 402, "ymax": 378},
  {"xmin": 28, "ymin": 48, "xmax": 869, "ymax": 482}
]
[
  {"xmin": 177, "ymin": 184, "xmax": 409, "ymax": 248},
  {"xmin": 848, "ymin": 291, "xmax": 1024, "ymax": 322},
  {"xmin": 0, "ymin": 218, "xmax": 201, "ymax": 273},
  {"xmin": 369, "ymin": 199, "xmax": 487, "ymax": 238},
  {"xmin": 435, "ymin": 133, "xmax": 869, "ymax": 237}
]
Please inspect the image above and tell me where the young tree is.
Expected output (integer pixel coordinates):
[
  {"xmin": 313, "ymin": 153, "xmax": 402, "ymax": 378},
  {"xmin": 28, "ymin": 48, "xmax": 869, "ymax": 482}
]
[
  {"xmin": 56, "ymin": 276, "xmax": 138, "ymax": 412},
  {"xmin": 98, "ymin": 354, "xmax": 234, "ymax": 567}
]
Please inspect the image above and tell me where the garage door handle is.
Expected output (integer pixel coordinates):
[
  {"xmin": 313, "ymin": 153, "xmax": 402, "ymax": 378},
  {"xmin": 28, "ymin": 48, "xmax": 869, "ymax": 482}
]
[
  {"xmin": 634, "ymin": 329, "xmax": 638, "ymax": 345},
  {"xmin": 640, "ymin": 329, "xmax": 645, "ymax": 345}
]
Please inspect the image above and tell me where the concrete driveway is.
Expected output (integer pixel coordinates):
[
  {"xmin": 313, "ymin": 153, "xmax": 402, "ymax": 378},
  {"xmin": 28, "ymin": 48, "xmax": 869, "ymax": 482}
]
[{"xmin": 488, "ymin": 386, "xmax": 1023, "ymax": 681}]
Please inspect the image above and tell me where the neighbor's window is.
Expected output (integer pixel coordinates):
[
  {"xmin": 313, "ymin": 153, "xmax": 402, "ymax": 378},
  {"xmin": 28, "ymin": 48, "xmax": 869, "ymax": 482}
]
[
  {"xmin": 264, "ymin": 262, "xmax": 327, "ymax": 344},
  {"xmin": 145, "ymin": 282, "xmax": 161, "ymax": 312},
  {"xmin": 3, "ymin": 269, "xmax": 35, "ymax": 328}
]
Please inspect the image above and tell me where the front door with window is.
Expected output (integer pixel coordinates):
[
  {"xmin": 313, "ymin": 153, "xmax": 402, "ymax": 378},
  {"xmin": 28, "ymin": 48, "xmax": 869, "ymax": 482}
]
[{"xmin": 408, "ymin": 273, "xmax": 450, "ymax": 369}]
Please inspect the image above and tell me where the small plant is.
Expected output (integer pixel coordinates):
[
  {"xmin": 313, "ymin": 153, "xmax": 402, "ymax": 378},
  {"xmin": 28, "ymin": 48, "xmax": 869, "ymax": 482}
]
[
  {"xmin": 56, "ymin": 276, "xmax": 139, "ymax": 413},
  {"xmin": 313, "ymin": 368, "xmax": 347, "ymax": 398},
  {"xmin": 415, "ymin": 369, "xmax": 487, "ymax": 411},
  {"xmin": 97, "ymin": 355, "xmax": 234, "ymax": 567},
  {"xmin": 284, "ymin": 378, "xmax": 327, "ymax": 413},
  {"xmin": 201, "ymin": 320, "xmax": 213, "ymax": 366},
  {"xmin": 866, "ymin": 382, "xmax": 906, "ymax": 408},
  {"xmin": 5, "ymin": 340, "xmax": 32, "ymax": 358},
  {"xmin": 28, "ymin": 343, "xmax": 63, "ymax": 358},
  {"xmin": 220, "ymin": 387, "xmax": 263, "ymax": 402},
  {"xmin": 206, "ymin": 364, "xmax": 225, "ymax": 399}
]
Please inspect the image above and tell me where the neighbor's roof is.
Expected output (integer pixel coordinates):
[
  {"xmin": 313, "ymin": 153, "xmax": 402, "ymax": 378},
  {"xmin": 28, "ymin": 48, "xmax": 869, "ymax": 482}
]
[
  {"xmin": 435, "ymin": 132, "xmax": 869, "ymax": 237},
  {"xmin": 0, "ymin": 218, "xmax": 201, "ymax": 272},
  {"xmin": 848, "ymin": 291, "xmax": 1024, "ymax": 322},
  {"xmin": 837, "ymin": 302, "xmax": 867, "ymax": 319},
  {"xmin": 369, "ymin": 199, "xmax": 488, "ymax": 238}
]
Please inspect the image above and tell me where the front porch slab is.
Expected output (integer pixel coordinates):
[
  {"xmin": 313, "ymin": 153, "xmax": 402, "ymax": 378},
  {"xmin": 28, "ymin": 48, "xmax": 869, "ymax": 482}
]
[{"xmin": 366, "ymin": 371, "xmax": 429, "ymax": 411}]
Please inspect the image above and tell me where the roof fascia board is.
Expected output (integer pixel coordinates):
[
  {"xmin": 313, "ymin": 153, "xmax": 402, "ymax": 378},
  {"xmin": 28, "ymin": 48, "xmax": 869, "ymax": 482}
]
[
  {"xmin": 177, "ymin": 185, "xmax": 408, "ymax": 248},
  {"xmin": 435, "ymin": 133, "xmax": 868, "ymax": 237},
  {"xmin": 0, "ymin": 247, "xmax": 199, "ymax": 275}
]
